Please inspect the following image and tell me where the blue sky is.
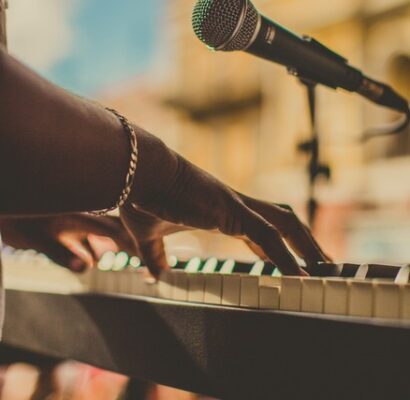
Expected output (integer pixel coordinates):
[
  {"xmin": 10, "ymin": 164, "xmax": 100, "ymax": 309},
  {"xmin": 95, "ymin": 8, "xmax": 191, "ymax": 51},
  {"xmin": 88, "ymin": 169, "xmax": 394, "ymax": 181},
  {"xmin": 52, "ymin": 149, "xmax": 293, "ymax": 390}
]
[{"xmin": 46, "ymin": 0, "xmax": 164, "ymax": 96}]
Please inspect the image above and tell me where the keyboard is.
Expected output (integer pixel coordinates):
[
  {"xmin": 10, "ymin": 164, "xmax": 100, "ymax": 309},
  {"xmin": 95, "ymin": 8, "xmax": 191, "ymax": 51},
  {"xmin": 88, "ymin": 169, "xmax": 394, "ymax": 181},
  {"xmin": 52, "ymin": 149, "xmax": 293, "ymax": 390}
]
[
  {"xmin": 4, "ymin": 249, "xmax": 410, "ymax": 321},
  {"xmin": 2, "ymin": 249, "xmax": 410, "ymax": 399}
]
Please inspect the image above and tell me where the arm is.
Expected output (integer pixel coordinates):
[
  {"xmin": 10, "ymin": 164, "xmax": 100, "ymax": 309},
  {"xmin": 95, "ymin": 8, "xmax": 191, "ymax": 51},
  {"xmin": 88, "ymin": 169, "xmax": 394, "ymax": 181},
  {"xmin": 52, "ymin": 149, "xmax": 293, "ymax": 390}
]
[
  {"xmin": 0, "ymin": 46, "xmax": 329, "ymax": 275},
  {"xmin": 0, "ymin": 46, "xmax": 129, "ymax": 214}
]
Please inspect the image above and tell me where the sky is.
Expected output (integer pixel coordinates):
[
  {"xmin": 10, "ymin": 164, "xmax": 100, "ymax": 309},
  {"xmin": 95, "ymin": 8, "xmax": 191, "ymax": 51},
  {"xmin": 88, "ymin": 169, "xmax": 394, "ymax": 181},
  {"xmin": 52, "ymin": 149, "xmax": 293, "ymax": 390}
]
[{"xmin": 7, "ymin": 0, "xmax": 164, "ymax": 96}]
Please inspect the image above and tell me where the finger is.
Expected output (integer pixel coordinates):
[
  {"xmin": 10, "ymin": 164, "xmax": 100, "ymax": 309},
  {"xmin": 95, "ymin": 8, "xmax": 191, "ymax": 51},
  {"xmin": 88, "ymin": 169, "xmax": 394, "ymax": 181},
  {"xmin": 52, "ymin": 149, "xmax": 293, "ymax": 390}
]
[
  {"xmin": 239, "ymin": 195, "xmax": 327, "ymax": 265},
  {"xmin": 138, "ymin": 239, "xmax": 169, "ymax": 278},
  {"xmin": 58, "ymin": 235, "xmax": 95, "ymax": 269},
  {"xmin": 62, "ymin": 215, "xmax": 137, "ymax": 255},
  {"xmin": 239, "ymin": 207, "xmax": 305, "ymax": 276},
  {"xmin": 37, "ymin": 241, "xmax": 87, "ymax": 272}
]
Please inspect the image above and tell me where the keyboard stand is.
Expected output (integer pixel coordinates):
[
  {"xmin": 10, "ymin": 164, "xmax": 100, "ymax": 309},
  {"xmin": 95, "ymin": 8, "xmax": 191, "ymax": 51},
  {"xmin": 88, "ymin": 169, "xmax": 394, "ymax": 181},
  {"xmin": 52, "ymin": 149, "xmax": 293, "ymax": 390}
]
[{"xmin": 2, "ymin": 289, "xmax": 410, "ymax": 399}]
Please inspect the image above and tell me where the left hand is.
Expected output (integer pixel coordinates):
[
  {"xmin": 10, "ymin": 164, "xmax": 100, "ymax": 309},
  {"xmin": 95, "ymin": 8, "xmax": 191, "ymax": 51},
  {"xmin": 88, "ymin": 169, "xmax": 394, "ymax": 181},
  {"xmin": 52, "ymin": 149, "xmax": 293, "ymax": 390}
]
[{"xmin": 0, "ymin": 214, "xmax": 137, "ymax": 272}]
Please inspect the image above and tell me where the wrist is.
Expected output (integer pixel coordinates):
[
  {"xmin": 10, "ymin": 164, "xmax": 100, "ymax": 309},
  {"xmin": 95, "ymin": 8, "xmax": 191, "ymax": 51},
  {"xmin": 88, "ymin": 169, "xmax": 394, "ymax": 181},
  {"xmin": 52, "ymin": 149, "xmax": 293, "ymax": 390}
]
[{"xmin": 127, "ymin": 127, "xmax": 179, "ymax": 208}]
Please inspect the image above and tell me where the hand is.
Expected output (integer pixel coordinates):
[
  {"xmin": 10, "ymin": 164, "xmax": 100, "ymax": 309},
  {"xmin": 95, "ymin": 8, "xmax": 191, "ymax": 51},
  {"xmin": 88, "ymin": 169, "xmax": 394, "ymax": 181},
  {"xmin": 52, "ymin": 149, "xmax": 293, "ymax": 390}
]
[
  {"xmin": 121, "ymin": 128, "xmax": 330, "ymax": 277},
  {"xmin": 0, "ymin": 214, "xmax": 136, "ymax": 272}
]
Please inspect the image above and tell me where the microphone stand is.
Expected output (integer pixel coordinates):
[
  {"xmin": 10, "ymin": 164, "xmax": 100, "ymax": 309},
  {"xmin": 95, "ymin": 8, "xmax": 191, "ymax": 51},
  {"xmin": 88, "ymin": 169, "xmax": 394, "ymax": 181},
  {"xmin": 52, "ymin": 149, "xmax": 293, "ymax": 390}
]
[{"xmin": 296, "ymin": 78, "xmax": 331, "ymax": 228}]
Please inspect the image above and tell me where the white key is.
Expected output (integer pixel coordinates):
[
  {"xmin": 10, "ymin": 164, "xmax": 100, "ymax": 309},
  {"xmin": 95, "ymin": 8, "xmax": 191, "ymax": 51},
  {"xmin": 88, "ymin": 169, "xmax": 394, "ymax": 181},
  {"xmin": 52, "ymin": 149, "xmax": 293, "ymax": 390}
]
[
  {"xmin": 373, "ymin": 281, "xmax": 401, "ymax": 319},
  {"xmin": 77, "ymin": 268, "xmax": 98, "ymax": 291},
  {"xmin": 259, "ymin": 286, "xmax": 280, "ymax": 310},
  {"xmin": 143, "ymin": 275, "xmax": 158, "ymax": 298},
  {"xmin": 323, "ymin": 278, "xmax": 349, "ymax": 315},
  {"xmin": 400, "ymin": 284, "xmax": 410, "ymax": 320},
  {"xmin": 172, "ymin": 271, "xmax": 189, "ymax": 301},
  {"xmin": 222, "ymin": 274, "xmax": 241, "ymax": 306},
  {"xmin": 279, "ymin": 277, "xmax": 302, "ymax": 311},
  {"xmin": 188, "ymin": 273, "xmax": 205, "ymax": 303},
  {"xmin": 204, "ymin": 274, "xmax": 223, "ymax": 305},
  {"xmin": 301, "ymin": 278, "xmax": 324, "ymax": 313},
  {"xmin": 130, "ymin": 269, "xmax": 146, "ymax": 296},
  {"xmin": 103, "ymin": 271, "xmax": 117, "ymax": 293},
  {"xmin": 117, "ymin": 268, "xmax": 132, "ymax": 294},
  {"xmin": 259, "ymin": 275, "xmax": 281, "ymax": 288},
  {"xmin": 240, "ymin": 275, "xmax": 259, "ymax": 308},
  {"xmin": 348, "ymin": 280, "xmax": 374, "ymax": 317},
  {"xmin": 158, "ymin": 270, "xmax": 174, "ymax": 299}
]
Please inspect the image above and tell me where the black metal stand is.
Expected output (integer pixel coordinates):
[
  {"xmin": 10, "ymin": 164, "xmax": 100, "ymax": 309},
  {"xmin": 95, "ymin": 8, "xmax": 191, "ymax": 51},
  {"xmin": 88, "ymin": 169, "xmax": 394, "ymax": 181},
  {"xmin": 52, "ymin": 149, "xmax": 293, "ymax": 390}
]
[{"xmin": 297, "ymin": 79, "xmax": 331, "ymax": 228}]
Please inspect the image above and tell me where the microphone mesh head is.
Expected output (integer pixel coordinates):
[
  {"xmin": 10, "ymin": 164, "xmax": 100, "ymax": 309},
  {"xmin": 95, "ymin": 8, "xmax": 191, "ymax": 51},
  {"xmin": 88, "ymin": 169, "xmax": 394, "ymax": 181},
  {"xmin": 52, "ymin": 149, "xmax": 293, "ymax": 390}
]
[{"xmin": 192, "ymin": 0, "xmax": 259, "ymax": 51}]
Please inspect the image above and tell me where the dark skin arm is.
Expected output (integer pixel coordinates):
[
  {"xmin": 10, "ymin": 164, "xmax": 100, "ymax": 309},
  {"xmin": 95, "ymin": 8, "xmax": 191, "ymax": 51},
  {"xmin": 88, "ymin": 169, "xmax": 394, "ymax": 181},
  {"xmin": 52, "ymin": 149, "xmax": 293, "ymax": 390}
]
[
  {"xmin": 0, "ymin": 46, "xmax": 129, "ymax": 214},
  {"xmin": 0, "ymin": 47, "xmax": 329, "ymax": 275}
]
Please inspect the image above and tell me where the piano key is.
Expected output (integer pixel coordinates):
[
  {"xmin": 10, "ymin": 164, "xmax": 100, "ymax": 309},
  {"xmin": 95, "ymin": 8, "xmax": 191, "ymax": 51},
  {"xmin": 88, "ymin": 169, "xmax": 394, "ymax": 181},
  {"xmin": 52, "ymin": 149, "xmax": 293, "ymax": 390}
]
[
  {"xmin": 259, "ymin": 286, "xmax": 280, "ymax": 310},
  {"xmin": 77, "ymin": 268, "xmax": 98, "ymax": 291},
  {"xmin": 172, "ymin": 271, "xmax": 189, "ymax": 301},
  {"xmin": 143, "ymin": 275, "xmax": 158, "ymax": 298},
  {"xmin": 395, "ymin": 264, "xmax": 410, "ymax": 284},
  {"xmin": 348, "ymin": 280, "xmax": 374, "ymax": 317},
  {"xmin": 113, "ymin": 252, "xmax": 129, "ymax": 271},
  {"xmin": 400, "ymin": 285, "xmax": 410, "ymax": 320},
  {"xmin": 231, "ymin": 261, "xmax": 254, "ymax": 274},
  {"xmin": 249, "ymin": 260, "xmax": 265, "ymax": 276},
  {"xmin": 201, "ymin": 257, "xmax": 219, "ymax": 273},
  {"xmin": 240, "ymin": 276, "xmax": 259, "ymax": 308},
  {"xmin": 259, "ymin": 275, "xmax": 281, "ymax": 287},
  {"xmin": 323, "ymin": 278, "xmax": 349, "ymax": 315},
  {"xmin": 221, "ymin": 274, "xmax": 241, "ymax": 306},
  {"xmin": 279, "ymin": 277, "xmax": 302, "ymax": 311},
  {"xmin": 219, "ymin": 259, "xmax": 236, "ymax": 274},
  {"xmin": 130, "ymin": 268, "xmax": 147, "ymax": 296},
  {"xmin": 158, "ymin": 270, "xmax": 174, "ymax": 299},
  {"xmin": 204, "ymin": 274, "xmax": 223, "ymax": 305},
  {"xmin": 301, "ymin": 278, "xmax": 324, "ymax": 313},
  {"xmin": 129, "ymin": 256, "xmax": 142, "ymax": 269},
  {"xmin": 98, "ymin": 251, "xmax": 116, "ymax": 271},
  {"xmin": 355, "ymin": 264, "xmax": 369, "ymax": 279},
  {"xmin": 167, "ymin": 255, "xmax": 178, "ymax": 268},
  {"xmin": 187, "ymin": 273, "xmax": 205, "ymax": 303},
  {"xmin": 185, "ymin": 257, "xmax": 202, "ymax": 273},
  {"xmin": 373, "ymin": 281, "xmax": 401, "ymax": 319},
  {"xmin": 117, "ymin": 267, "xmax": 134, "ymax": 294},
  {"xmin": 313, "ymin": 263, "xmax": 359, "ymax": 277}
]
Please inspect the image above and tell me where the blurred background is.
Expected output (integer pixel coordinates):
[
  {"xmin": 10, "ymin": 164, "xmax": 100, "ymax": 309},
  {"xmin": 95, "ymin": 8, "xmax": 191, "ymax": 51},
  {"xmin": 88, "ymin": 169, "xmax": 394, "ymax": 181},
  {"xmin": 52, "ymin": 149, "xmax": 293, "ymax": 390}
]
[
  {"xmin": 7, "ymin": 0, "xmax": 410, "ymax": 263},
  {"xmin": 3, "ymin": 0, "xmax": 410, "ymax": 398}
]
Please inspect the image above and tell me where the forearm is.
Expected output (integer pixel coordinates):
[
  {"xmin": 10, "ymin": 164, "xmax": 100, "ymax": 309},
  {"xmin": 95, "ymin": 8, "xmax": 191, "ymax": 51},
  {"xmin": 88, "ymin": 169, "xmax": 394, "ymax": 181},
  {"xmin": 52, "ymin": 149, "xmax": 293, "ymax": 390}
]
[{"xmin": 0, "ymin": 46, "xmax": 130, "ymax": 215}]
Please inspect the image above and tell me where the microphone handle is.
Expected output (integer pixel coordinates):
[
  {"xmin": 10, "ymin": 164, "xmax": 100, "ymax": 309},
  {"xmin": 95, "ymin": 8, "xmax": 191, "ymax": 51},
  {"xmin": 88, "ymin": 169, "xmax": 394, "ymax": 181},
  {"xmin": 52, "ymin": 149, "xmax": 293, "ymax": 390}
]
[{"xmin": 248, "ymin": 16, "xmax": 409, "ymax": 114}]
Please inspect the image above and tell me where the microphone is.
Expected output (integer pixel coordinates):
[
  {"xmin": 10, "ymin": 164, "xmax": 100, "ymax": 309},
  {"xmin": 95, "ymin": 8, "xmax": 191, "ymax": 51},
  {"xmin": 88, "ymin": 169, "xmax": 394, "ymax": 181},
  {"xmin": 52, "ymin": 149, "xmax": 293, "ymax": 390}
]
[{"xmin": 192, "ymin": 0, "xmax": 409, "ymax": 115}]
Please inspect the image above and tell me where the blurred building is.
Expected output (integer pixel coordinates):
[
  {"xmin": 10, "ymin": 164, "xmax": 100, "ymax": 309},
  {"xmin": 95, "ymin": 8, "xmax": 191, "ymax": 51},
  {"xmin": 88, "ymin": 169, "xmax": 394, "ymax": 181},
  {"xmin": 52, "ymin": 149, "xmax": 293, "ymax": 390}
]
[{"xmin": 101, "ymin": 0, "xmax": 410, "ymax": 262}]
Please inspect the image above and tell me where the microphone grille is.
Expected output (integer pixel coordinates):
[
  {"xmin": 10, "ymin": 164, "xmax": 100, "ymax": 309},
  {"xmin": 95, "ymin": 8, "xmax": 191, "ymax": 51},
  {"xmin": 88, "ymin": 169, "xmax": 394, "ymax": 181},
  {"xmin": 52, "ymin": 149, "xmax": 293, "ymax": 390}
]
[{"xmin": 192, "ymin": 0, "xmax": 259, "ymax": 51}]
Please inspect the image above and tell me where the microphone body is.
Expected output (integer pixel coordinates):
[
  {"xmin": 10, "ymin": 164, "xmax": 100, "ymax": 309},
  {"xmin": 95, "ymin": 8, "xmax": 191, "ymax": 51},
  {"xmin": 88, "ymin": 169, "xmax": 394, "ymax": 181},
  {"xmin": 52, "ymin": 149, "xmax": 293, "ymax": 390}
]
[
  {"xmin": 249, "ymin": 16, "xmax": 362, "ymax": 91},
  {"xmin": 192, "ymin": 0, "xmax": 409, "ymax": 114}
]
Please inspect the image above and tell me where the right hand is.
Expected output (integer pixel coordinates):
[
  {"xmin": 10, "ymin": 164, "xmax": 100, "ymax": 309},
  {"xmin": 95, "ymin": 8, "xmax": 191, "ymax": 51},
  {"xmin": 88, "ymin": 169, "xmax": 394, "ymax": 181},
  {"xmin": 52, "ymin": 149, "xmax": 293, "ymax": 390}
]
[{"xmin": 120, "ymin": 127, "xmax": 330, "ymax": 277}]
